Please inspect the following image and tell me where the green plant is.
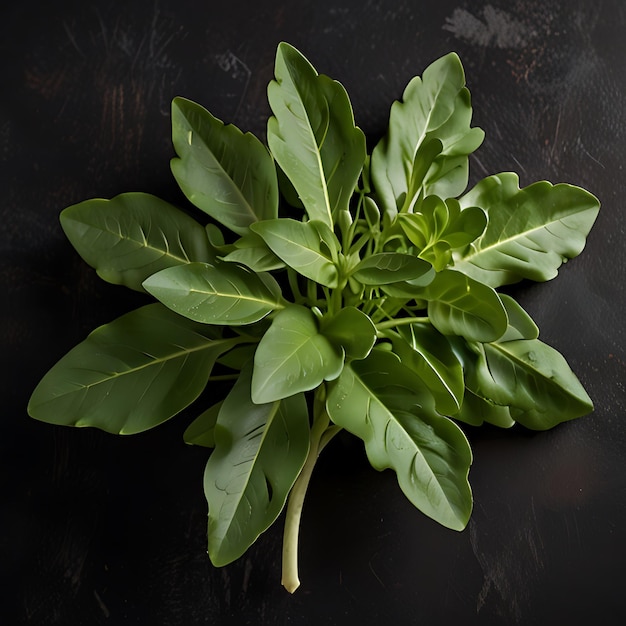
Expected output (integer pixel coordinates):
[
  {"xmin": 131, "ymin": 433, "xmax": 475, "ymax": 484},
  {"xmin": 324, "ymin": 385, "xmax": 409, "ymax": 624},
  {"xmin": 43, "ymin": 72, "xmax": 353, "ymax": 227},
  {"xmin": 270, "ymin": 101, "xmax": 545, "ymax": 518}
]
[{"xmin": 28, "ymin": 43, "xmax": 599, "ymax": 593}]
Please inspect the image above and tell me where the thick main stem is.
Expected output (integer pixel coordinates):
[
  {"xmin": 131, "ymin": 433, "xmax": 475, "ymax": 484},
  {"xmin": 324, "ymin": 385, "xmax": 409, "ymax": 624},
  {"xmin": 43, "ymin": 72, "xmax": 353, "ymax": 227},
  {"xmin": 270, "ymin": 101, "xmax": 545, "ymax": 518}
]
[{"xmin": 281, "ymin": 390, "xmax": 338, "ymax": 593}]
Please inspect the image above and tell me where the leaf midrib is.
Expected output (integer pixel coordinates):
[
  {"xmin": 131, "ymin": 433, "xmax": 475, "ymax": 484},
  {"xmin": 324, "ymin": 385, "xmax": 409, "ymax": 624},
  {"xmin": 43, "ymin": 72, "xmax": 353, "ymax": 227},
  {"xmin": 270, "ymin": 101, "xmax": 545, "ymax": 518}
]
[
  {"xmin": 262, "ymin": 330, "xmax": 319, "ymax": 384},
  {"xmin": 71, "ymin": 217, "xmax": 192, "ymax": 266},
  {"xmin": 354, "ymin": 371, "xmax": 457, "ymax": 515},
  {"xmin": 283, "ymin": 64, "xmax": 333, "ymax": 226},
  {"xmin": 488, "ymin": 341, "xmax": 580, "ymax": 402},
  {"xmin": 40, "ymin": 336, "xmax": 236, "ymax": 402},
  {"xmin": 176, "ymin": 107, "xmax": 258, "ymax": 225},
  {"xmin": 187, "ymin": 286, "xmax": 279, "ymax": 307},
  {"xmin": 405, "ymin": 66, "xmax": 456, "ymax": 165},
  {"xmin": 459, "ymin": 211, "xmax": 590, "ymax": 264},
  {"xmin": 211, "ymin": 403, "xmax": 280, "ymax": 549},
  {"xmin": 264, "ymin": 228, "xmax": 335, "ymax": 264}
]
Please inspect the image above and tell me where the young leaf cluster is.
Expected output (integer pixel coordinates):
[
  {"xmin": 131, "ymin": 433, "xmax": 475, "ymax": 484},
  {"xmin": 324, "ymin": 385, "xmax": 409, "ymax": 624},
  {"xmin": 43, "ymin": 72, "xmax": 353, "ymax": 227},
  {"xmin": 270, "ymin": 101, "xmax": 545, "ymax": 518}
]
[{"xmin": 28, "ymin": 43, "xmax": 599, "ymax": 593}]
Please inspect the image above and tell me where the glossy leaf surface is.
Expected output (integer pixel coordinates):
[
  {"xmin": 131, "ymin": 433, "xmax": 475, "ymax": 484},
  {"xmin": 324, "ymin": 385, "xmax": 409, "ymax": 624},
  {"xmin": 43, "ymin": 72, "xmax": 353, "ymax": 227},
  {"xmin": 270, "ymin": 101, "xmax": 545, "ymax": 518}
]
[
  {"xmin": 371, "ymin": 53, "xmax": 484, "ymax": 218},
  {"xmin": 498, "ymin": 294, "xmax": 539, "ymax": 342},
  {"xmin": 143, "ymin": 262, "xmax": 283, "ymax": 325},
  {"xmin": 326, "ymin": 349, "xmax": 473, "ymax": 530},
  {"xmin": 183, "ymin": 401, "xmax": 224, "ymax": 448},
  {"xmin": 423, "ymin": 270, "xmax": 508, "ymax": 342},
  {"xmin": 28, "ymin": 304, "xmax": 234, "ymax": 434},
  {"xmin": 267, "ymin": 42, "xmax": 366, "ymax": 228},
  {"xmin": 392, "ymin": 323, "xmax": 465, "ymax": 415},
  {"xmin": 205, "ymin": 367, "xmax": 310, "ymax": 566},
  {"xmin": 251, "ymin": 218, "xmax": 340, "ymax": 287},
  {"xmin": 398, "ymin": 197, "xmax": 486, "ymax": 270},
  {"xmin": 321, "ymin": 307, "xmax": 377, "ymax": 360},
  {"xmin": 222, "ymin": 232, "xmax": 285, "ymax": 273},
  {"xmin": 454, "ymin": 390, "xmax": 514, "ymax": 428},
  {"xmin": 352, "ymin": 253, "xmax": 433, "ymax": 285},
  {"xmin": 171, "ymin": 97, "xmax": 278, "ymax": 235},
  {"xmin": 60, "ymin": 192, "xmax": 212, "ymax": 291},
  {"xmin": 454, "ymin": 173, "xmax": 600, "ymax": 287},
  {"xmin": 252, "ymin": 305, "xmax": 344, "ymax": 403},
  {"xmin": 466, "ymin": 338, "xmax": 593, "ymax": 429}
]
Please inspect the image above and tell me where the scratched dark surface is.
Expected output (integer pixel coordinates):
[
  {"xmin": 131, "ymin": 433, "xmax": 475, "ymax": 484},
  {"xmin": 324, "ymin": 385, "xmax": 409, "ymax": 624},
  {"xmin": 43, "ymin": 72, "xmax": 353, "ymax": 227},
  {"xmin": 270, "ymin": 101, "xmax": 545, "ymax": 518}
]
[{"xmin": 2, "ymin": 0, "xmax": 625, "ymax": 624}]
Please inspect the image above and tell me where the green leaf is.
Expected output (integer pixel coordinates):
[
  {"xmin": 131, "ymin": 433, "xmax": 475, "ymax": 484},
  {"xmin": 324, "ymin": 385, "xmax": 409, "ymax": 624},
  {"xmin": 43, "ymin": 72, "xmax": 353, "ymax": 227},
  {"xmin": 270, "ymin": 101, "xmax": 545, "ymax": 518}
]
[
  {"xmin": 371, "ymin": 53, "xmax": 484, "ymax": 217},
  {"xmin": 454, "ymin": 173, "xmax": 600, "ymax": 287},
  {"xmin": 391, "ymin": 323, "xmax": 465, "ymax": 415},
  {"xmin": 251, "ymin": 305, "xmax": 344, "ymax": 403},
  {"xmin": 466, "ymin": 338, "xmax": 593, "ymax": 429},
  {"xmin": 498, "ymin": 294, "xmax": 539, "ymax": 342},
  {"xmin": 184, "ymin": 401, "xmax": 224, "ymax": 447},
  {"xmin": 352, "ymin": 253, "xmax": 433, "ymax": 285},
  {"xmin": 222, "ymin": 232, "xmax": 286, "ymax": 272},
  {"xmin": 170, "ymin": 97, "xmax": 278, "ymax": 235},
  {"xmin": 422, "ymin": 269, "xmax": 508, "ymax": 342},
  {"xmin": 401, "ymin": 138, "xmax": 444, "ymax": 213},
  {"xmin": 205, "ymin": 366, "xmax": 310, "ymax": 566},
  {"xmin": 143, "ymin": 262, "xmax": 283, "ymax": 325},
  {"xmin": 276, "ymin": 164, "xmax": 306, "ymax": 210},
  {"xmin": 321, "ymin": 307, "xmax": 377, "ymax": 360},
  {"xmin": 27, "ymin": 304, "xmax": 235, "ymax": 435},
  {"xmin": 251, "ymin": 218, "xmax": 340, "ymax": 288},
  {"xmin": 60, "ymin": 192, "xmax": 213, "ymax": 292},
  {"xmin": 422, "ymin": 88, "xmax": 485, "ymax": 199},
  {"xmin": 326, "ymin": 349, "xmax": 473, "ymax": 530},
  {"xmin": 398, "ymin": 197, "xmax": 486, "ymax": 271},
  {"xmin": 441, "ymin": 204, "xmax": 487, "ymax": 249},
  {"xmin": 205, "ymin": 223, "xmax": 234, "ymax": 256},
  {"xmin": 454, "ymin": 390, "xmax": 514, "ymax": 428},
  {"xmin": 267, "ymin": 42, "xmax": 366, "ymax": 228}
]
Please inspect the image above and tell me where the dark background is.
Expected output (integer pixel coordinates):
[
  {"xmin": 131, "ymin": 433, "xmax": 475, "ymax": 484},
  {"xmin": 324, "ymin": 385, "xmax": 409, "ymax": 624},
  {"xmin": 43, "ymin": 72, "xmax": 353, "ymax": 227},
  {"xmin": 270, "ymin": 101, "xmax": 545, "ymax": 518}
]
[{"xmin": 2, "ymin": 0, "xmax": 625, "ymax": 624}]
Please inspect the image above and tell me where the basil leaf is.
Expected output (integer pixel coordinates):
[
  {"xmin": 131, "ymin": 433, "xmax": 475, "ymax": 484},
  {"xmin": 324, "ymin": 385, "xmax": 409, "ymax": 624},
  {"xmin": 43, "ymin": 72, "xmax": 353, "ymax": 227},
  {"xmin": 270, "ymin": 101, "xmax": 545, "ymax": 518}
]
[
  {"xmin": 222, "ymin": 232, "xmax": 286, "ymax": 273},
  {"xmin": 391, "ymin": 323, "xmax": 465, "ymax": 415},
  {"xmin": 321, "ymin": 307, "xmax": 377, "ymax": 360},
  {"xmin": 454, "ymin": 173, "xmax": 600, "ymax": 287},
  {"xmin": 267, "ymin": 42, "xmax": 366, "ymax": 228},
  {"xmin": 205, "ymin": 223, "xmax": 234, "ymax": 256},
  {"xmin": 498, "ymin": 294, "xmax": 539, "ymax": 342},
  {"xmin": 422, "ymin": 269, "xmax": 508, "ymax": 342},
  {"xmin": 454, "ymin": 390, "xmax": 514, "ymax": 429},
  {"xmin": 466, "ymin": 339, "xmax": 593, "ymax": 429},
  {"xmin": 143, "ymin": 262, "xmax": 283, "ymax": 325},
  {"xmin": 371, "ymin": 53, "xmax": 484, "ymax": 219},
  {"xmin": 251, "ymin": 218, "xmax": 340, "ymax": 288},
  {"xmin": 60, "ymin": 192, "xmax": 212, "ymax": 292},
  {"xmin": 205, "ymin": 366, "xmax": 310, "ymax": 566},
  {"xmin": 398, "ymin": 196, "xmax": 486, "ymax": 270},
  {"xmin": 402, "ymin": 138, "xmax": 444, "ymax": 213},
  {"xmin": 183, "ymin": 401, "xmax": 224, "ymax": 448},
  {"xmin": 251, "ymin": 305, "xmax": 344, "ymax": 403},
  {"xmin": 27, "ymin": 304, "xmax": 235, "ymax": 435},
  {"xmin": 171, "ymin": 97, "xmax": 278, "ymax": 235},
  {"xmin": 422, "ymin": 88, "xmax": 485, "ymax": 199},
  {"xmin": 352, "ymin": 252, "xmax": 433, "ymax": 285},
  {"xmin": 326, "ymin": 349, "xmax": 473, "ymax": 531}
]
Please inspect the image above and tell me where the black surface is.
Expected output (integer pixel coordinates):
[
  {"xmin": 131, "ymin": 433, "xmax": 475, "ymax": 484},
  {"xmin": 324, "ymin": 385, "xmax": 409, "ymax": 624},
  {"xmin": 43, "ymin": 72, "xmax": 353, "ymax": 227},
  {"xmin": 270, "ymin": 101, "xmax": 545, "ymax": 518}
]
[{"xmin": 2, "ymin": 1, "xmax": 625, "ymax": 624}]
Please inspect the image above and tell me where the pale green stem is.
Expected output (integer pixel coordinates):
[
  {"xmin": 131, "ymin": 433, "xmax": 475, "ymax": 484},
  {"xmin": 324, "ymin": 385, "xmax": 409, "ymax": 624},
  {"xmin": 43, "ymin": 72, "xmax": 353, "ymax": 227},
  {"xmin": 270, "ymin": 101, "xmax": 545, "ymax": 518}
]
[
  {"xmin": 287, "ymin": 268, "xmax": 305, "ymax": 304},
  {"xmin": 281, "ymin": 389, "xmax": 340, "ymax": 593},
  {"xmin": 375, "ymin": 316, "xmax": 430, "ymax": 331}
]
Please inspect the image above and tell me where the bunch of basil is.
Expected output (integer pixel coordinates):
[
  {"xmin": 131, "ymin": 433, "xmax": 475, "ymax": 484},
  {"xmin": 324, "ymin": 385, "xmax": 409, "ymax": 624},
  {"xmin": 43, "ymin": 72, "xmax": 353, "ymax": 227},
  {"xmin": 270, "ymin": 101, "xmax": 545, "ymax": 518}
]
[{"xmin": 28, "ymin": 43, "xmax": 599, "ymax": 592}]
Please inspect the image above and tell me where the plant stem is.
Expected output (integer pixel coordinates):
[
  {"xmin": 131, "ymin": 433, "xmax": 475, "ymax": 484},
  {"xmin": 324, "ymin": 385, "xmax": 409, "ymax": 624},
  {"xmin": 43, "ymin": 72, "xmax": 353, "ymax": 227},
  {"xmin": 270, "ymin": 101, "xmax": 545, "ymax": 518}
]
[
  {"xmin": 375, "ymin": 316, "xmax": 430, "ymax": 331},
  {"xmin": 281, "ymin": 389, "xmax": 339, "ymax": 593},
  {"xmin": 287, "ymin": 267, "xmax": 305, "ymax": 304}
]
